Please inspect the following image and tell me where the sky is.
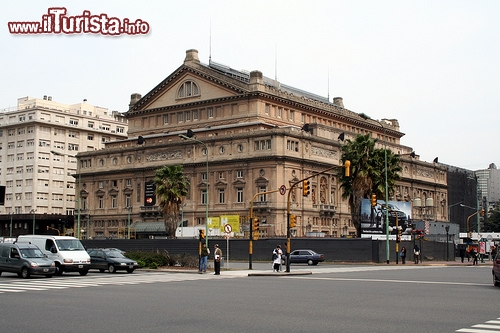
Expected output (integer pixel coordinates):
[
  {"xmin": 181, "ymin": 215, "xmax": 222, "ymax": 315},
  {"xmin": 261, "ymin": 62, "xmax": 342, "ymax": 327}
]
[{"xmin": 1, "ymin": 0, "xmax": 499, "ymax": 171}]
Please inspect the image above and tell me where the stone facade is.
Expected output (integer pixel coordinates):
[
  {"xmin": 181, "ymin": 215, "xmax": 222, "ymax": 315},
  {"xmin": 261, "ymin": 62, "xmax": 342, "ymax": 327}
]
[{"xmin": 76, "ymin": 49, "xmax": 449, "ymax": 239}]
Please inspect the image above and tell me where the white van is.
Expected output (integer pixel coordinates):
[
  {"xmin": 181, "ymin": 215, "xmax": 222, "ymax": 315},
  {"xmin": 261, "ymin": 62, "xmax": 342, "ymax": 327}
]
[{"xmin": 17, "ymin": 235, "xmax": 90, "ymax": 276}]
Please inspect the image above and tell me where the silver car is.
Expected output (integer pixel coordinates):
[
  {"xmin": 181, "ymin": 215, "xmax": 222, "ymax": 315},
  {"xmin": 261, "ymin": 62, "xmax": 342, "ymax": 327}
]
[{"xmin": 0, "ymin": 243, "xmax": 56, "ymax": 278}]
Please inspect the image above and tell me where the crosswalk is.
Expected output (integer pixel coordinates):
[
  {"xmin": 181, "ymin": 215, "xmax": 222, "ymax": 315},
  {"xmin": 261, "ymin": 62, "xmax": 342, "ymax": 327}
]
[
  {"xmin": 0, "ymin": 265, "xmax": 433, "ymax": 294},
  {"xmin": 456, "ymin": 318, "xmax": 500, "ymax": 332},
  {"xmin": 0, "ymin": 271, "xmax": 244, "ymax": 294}
]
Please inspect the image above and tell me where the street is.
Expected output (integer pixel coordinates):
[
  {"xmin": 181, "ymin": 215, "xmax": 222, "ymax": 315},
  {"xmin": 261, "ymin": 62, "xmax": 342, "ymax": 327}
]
[{"xmin": 0, "ymin": 263, "xmax": 497, "ymax": 333}]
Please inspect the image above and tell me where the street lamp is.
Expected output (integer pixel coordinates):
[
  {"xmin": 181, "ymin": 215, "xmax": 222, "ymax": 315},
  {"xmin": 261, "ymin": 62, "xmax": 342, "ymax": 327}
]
[
  {"xmin": 179, "ymin": 131, "xmax": 209, "ymax": 247},
  {"xmin": 127, "ymin": 206, "xmax": 131, "ymax": 239},
  {"xmin": 359, "ymin": 113, "xmax": 390, "ymax": 264},
  {"xmin": 30, "ymin": 209, "xmax": 36, "ymax": 234},
  {"xmin": 51, "ymin": 150, "xmax": 81, "ymax": 239},
  {"xmin": 445, "ymin": 225, "xmax": 450, "ymax": 261},
  {"xmin": 447, "ymin": 201, "xmax": 463, "ymax": 223},
  {"xmin": 9, "ymin": 212, "xmax": 13, "ymax": 237}
]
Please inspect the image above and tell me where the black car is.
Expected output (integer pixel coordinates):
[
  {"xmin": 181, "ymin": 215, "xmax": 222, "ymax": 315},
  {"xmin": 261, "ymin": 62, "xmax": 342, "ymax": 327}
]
[
  {"xmin": 289, "ymin": 249, "xmax": 325, "ymax": 265},
  {"xmin": 87, "ymin": 248, "xmax": 138, "ymax": 273}
]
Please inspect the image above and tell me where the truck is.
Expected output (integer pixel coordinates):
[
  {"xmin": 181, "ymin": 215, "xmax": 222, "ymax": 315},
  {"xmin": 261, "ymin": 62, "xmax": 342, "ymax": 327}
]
[{"xmin": 17, "ymin": 235, "xmax": 90, "ymax": 276}]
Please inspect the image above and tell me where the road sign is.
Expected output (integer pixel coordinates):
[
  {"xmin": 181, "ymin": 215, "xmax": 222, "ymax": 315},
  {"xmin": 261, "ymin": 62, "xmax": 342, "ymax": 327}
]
[
  {"xmin": 224, "ymin": 224, "xmax": 232, "ymax": 233},
  {"xmin": 279, "ymin": 185, "xmax": 286, "ymax": 195}
]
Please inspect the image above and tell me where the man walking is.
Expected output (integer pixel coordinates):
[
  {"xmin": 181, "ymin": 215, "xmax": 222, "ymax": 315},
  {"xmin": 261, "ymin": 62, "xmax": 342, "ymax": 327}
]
[
  {"xmin": 213, "ymin": 244, "xmax": 222, "ymax": 275},
  {"xmin": 199, "ymin": 243, "xmax": 209, "ymax": 273}
]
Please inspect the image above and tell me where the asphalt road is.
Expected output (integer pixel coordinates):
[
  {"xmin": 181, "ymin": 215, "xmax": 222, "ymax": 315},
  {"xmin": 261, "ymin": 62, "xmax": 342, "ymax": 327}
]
[{"xmin": 0, "ymin": 264, "xmax": 497, "ymax": 333}]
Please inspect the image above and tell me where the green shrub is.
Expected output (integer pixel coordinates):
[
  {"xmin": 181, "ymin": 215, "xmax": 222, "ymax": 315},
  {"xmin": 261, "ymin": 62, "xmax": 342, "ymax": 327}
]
[{"xmin": 125, "ymin": 251, "xmax": 198, "ymax": 269}]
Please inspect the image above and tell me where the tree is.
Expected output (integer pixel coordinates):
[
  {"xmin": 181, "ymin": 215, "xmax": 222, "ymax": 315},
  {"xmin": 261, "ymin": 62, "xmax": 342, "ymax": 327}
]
[
  {"xmin": 338, "ymin": 134, "xmax": 402, "ymax": 236},
  {"xmin": 153, "ymin": 165, "xmax": 190, "ymax": 238},
  {"xmin": 483, "ymin": 202, "xmax": 500, "ymax": 232}
]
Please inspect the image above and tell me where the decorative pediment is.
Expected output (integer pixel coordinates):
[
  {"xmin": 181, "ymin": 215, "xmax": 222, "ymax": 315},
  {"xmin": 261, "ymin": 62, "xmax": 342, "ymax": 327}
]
[
  {"xmin": 129, "ymin": 65, "xmax": 248, "ymax": 113},
  {"xmin": 109, "ymin": 188, "xmax": 119, "ymax": 196},
  {"xmin": 214, "ymin": 179, "xmax": 227, "ymax": 188},
  {"xmin": 232, "ymin": 179, "xmax": 246, "ymax": 186}
]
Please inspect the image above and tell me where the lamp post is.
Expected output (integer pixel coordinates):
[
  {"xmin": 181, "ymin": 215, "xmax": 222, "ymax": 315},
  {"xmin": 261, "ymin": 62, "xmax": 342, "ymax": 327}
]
[
  {"xmin": 9, "ymin": 212, "xmax": 13, "ymax": 237},
  {"xmin": 30, "ymin": 209, "xmax": 36, "ymax": 234},
  {"xmin": 445, "ymin": 225, "xmax": 450, "ymax": 261},
  {"xmin": 447, "ymin": 201, "xmax": 463, "ymax": 224},
  {"xmin": 359, "ymin": 113, "xmax": 389, "ymax": 264},
  {"xmin": 179, "ymin": 132, "xmax": 209, "ymax": 247},
  {"xmin": 127, "ymin": 206, "xmax": 131, "ymax": 239}
]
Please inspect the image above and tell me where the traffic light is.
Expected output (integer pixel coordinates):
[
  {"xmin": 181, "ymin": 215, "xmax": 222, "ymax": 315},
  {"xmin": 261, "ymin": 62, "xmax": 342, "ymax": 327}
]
[
  {"xmin": 199, "ymin": 229, "xmax": 205, "ymax": 240},
  {"xmin": 302, "ymin": 180, "xmax": 310, "ymax": 196},
  {"xmin": 344, "ymin": 160, "xmax": 351, "ymax": 177},
  {"xmin": 252, "ymin": 218, "xmax": 260, "ymax": 232},
  {"xmin": 290, "ymin": 214, "xmax": 297, "ymax": 228},
  {"xmin": 371, "ymin": 194, "xmax": 377, "ymax": 207}
]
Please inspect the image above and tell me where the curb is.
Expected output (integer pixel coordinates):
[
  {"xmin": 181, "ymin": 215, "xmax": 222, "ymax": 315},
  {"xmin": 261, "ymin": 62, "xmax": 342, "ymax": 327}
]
[{"xmin": 248, "ymin": 271, "xmax": 312, "ymax": 277}]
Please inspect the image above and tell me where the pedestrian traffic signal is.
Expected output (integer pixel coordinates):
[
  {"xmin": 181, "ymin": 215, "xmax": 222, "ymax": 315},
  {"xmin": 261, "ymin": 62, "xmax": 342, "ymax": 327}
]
[
  {"xmin": 290, "ymin": 214, "xmax": 297, "ymax": 228},
  {"xmin": 371, "ymin": 194, "xmax": 377, "ymax": 207},
  {"xmin": 302, "ymin": 180, "xmax": 310, "ymax": 196},
  {"xmin": 252, "ymin": 218, "xmax": 259, "ymax": 232},
  {"xmin": 344, "ymin": 160, "xmax": 351, "ymax": 177},
  {"xmin": 199, "ymin": 229, "xmax": 205, "ymax": 240}
]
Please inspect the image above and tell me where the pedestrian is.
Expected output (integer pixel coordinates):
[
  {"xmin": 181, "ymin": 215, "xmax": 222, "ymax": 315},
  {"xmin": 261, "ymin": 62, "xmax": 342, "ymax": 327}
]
[
  {"xmin": 199, "ymin": 243, "xmax": 209, "ymax": 273},
  {"xmin": 272, "ymin": 245, "xmax": 283, "ymax": 272},
  {"xmin": 213, "ymin": 244, "xmax": 222, "ymax": 275},
  {"xmin": 470, "ymin": 247, "xmax": 478, "ymax": 265},
  {"xmin": 400, "ymin": 246, "xmax": 407, "ymax": 264},
  {"xmin": 459, "ymin": 246, "xmax": 466, "ymax": 263},
  {"xmin": 413, "ymin": 245, "xmax": 420, "ymax": 264}
]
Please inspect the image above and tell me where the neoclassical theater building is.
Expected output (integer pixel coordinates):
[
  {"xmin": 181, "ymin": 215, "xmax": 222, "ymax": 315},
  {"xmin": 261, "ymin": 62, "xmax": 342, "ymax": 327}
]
[{"xmin": 77, "ymin": 49, "xmax": 447, "ymax": 239}]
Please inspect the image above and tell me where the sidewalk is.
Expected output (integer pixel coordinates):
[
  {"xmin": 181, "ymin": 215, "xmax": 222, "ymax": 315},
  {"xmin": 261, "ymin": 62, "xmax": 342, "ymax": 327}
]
[{"xmin": 151, "ymin": 257, "xmax": 493, "ymax": 274}]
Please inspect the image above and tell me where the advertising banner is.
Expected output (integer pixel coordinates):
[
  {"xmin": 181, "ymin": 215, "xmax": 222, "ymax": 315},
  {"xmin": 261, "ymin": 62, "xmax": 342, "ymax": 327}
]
[
  {"xmin": 360, "ymin": 198, "xmax": 412, "ymax": 236},
  {"xmin": 220, "ymin": 215, "xmax": 240, "ymax": 233}
]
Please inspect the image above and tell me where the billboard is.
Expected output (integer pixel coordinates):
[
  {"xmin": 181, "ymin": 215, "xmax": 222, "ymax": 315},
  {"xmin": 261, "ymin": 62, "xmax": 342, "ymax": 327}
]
[
  {"xmin": 144, "ymin": 180, "xmax": 156, "ymax": 206},
  {"xmin": 360, "ymin": 198, "xmax": 412, "ymax": 235}
]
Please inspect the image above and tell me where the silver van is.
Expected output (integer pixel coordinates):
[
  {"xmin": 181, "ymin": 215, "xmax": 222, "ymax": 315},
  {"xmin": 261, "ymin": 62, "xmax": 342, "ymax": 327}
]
[{"xmin": 0, "ymin": 243, "xmax": 56, "ymax": 278}]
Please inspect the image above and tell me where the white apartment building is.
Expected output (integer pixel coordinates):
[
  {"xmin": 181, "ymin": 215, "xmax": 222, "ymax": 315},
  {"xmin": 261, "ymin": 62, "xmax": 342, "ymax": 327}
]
[{"xmin": 0, "ymin": 96, "xmax": 127, "ymax": 237}]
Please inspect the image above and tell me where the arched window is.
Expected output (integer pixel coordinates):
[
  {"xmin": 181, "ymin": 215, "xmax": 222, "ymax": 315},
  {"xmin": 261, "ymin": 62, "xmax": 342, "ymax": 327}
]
[{"xmin": 177, "ymin": 81, "xmax": 200, "ymax": 98}]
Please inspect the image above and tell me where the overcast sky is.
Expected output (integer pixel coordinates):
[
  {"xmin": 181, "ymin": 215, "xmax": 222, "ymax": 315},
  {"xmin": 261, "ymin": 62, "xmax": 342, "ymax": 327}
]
[{"xmin": 1, "ymin": 1, "xmax": 498, "ymax": 170}]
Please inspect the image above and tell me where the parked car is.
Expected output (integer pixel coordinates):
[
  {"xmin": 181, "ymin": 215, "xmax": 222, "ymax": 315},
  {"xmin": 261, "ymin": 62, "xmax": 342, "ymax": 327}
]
[
  {"xmin": 492, "ymin": 251, "xmax": 500, "ymax": 287},
  {"xmin": 289, "ymin": 249, "xmax": 325, "ymax": 265},
  {"xmin": 0, "ymin": 242, "xmax": 56, "ymax": 278},
  {"xmin": 87, "ymin": 248, "xmax": 138, "ymax": 273}
]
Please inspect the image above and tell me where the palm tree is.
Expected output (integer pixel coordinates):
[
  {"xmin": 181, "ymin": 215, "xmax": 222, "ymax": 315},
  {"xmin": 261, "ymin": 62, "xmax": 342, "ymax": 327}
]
[
  {"xmin": 153, "ymin": 165, "xmax": 190, "ymax": 238},
  {"xmin": 338, "ymin": 134, "xmax": 401, "ymax": 236}
]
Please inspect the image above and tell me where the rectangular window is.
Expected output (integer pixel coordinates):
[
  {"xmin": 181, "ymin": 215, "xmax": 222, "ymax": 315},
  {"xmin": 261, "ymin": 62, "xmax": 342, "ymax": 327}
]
[
  {"xmin": 265, "ymin": 104, "xmax": 270, "ymax": 115},
  {"xmin": 125, "ymin": 195, "xmax": 131, "ymax": 208},
  {"xmin": 289, "ymin": 110, "xmax": 294, "ymax": 121},
  {"xmin": 184, "ymin": 111, "xmax": 191, "ymax": 121},
  {"xmin": 202, "ymin": 173, "xmax": 207, "ymax": 181},
  {"xmin": 208, "ymin": 107, "xmax": 214, "ymax": 118},
  {"xmin": 237, "ymin": 188, "xmax": 244, "ymax": 203},
  {"xmin": 193, "ymin": 110, "xmax": 198, "ymax": 120},
  {"xmin": 98, "ymin": 197, "xmax": 104, "ymax": 209},
  {"xmin": 277, "ymin": 107, "xmax": 282, "ymax": 118},
  {"xmin": 259, "ymin": 186, "xmax": 267, "ymax": 202},
  {"xmin": 236, "ymin": 170, "xmax": 243, "ymax": 178},
  {"xmin": 201, "ymin": 189, "xmax": 207, "ymax": 204},
  {"xmin": 218, "ymin": 189, "xmax": 225, "ymax": 204},
  {"xmin": 177, "ymin": 112, "xmax": 184, "ymax": 122},
  {"xmin": 111, "ymin": 195, "xmax": 117, "ymax": 208},
  {"xmin": 163, "ymin": 114, "xmax": 169, "ymax": 124}
]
